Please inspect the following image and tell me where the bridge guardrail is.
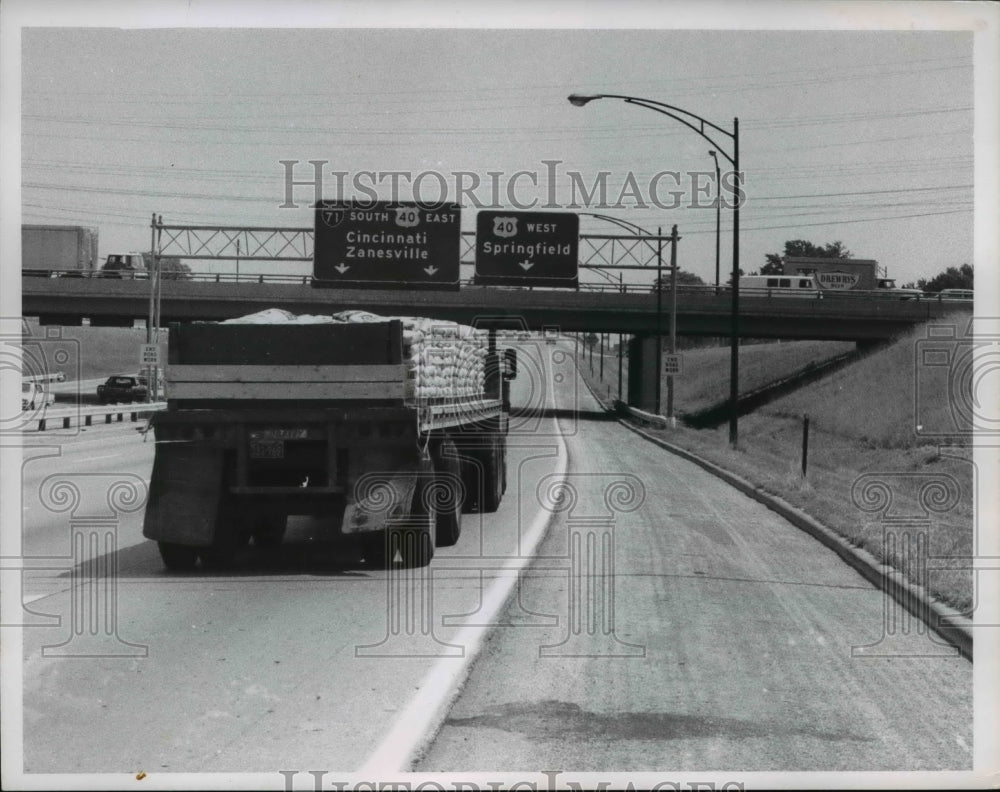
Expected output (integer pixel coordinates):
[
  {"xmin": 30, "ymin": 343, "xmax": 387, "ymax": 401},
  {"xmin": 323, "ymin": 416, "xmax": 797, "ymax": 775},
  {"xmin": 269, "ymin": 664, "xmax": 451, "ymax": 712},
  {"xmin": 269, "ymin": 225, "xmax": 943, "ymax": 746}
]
[
  {"xmin": 24, "ymin": 402, "xmax": 167, "ymax": 432},
  {"xmin": 25, "ymin": 268, "xmax": 973, "ymax": 304}
]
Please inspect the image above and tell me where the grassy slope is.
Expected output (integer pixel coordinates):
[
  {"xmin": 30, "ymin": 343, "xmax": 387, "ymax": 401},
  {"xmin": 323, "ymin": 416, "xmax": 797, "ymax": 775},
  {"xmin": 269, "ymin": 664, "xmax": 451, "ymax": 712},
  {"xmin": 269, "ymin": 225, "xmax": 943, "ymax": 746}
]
[
  {"xmin": 578, "ymin": 324, "xmax": 975, "ymax": 613},
  {"xmin": 23, "ymin": 322, "xmax": 165, "ymax": 381},
  {"xmin": 580, "ymin": 338, "xmax": 856, "ymax": 414}
]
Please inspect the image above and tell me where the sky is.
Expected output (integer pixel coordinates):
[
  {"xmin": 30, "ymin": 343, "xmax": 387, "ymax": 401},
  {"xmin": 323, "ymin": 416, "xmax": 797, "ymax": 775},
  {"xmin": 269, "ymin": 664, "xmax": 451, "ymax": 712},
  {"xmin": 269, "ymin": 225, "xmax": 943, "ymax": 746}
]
[{"xmin": 4, "ymin": 2, "xmax": 996, "ymax": 293}]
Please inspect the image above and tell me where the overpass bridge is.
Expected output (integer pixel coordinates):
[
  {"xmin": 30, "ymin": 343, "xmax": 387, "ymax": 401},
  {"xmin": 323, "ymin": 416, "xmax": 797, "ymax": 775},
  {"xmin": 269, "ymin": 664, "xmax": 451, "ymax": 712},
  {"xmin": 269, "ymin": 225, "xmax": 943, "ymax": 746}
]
[{"xmin": 22, "ymin": 275, "xmax": 967, "ymax": 342}]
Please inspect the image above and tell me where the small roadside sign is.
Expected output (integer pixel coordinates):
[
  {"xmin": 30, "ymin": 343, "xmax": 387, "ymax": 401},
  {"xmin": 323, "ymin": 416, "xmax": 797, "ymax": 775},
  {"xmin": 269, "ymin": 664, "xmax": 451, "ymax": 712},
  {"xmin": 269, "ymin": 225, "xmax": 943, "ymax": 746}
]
[
  {"xmin": 140, "ymin": 344, "xmax": 161, "ymax": 366},
  {"xmin": 475, "ymin": 211, "xmax": 579, "ymax": 288},
  {"xmin": 663, "ymin": 354, "xmax": 683, "ymax": 375}
]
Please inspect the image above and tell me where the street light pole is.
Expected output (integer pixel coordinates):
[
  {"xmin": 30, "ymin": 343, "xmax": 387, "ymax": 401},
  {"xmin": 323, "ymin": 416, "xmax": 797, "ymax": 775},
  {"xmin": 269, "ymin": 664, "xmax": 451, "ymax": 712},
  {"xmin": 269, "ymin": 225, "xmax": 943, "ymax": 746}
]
[
  {"xmin": 146, "ymin": 214, "xmax": 156, "ymax": 403},
  {"xmin": 656, "ymin": 226, "xmax": 663, "ymax": 416},
  {"xmin": 667, "ymin": 225, "xmax": 678, "ymax": 426},
  {"xmin": 568, "ymin": 93, "xmax": 741, "ymax": 447},
  {"xmin": 730, "ymin": 118, "xmax": 740, "ymax": 448},
  {"xmin": 709, "ymin": 150, "xmax": 721, "ymax": 290},
  {"xmin": 153, "ymin": 217, "xmax": 163, "ymax": 401}
]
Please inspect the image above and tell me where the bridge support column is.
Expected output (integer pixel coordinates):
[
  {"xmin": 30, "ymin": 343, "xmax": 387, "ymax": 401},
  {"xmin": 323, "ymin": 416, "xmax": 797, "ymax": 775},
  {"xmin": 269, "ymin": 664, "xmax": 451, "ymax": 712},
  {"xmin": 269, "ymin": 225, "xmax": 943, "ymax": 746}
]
[{"xmin": 627, "ymin": 335, "xmax": 659, "ymax": 414}]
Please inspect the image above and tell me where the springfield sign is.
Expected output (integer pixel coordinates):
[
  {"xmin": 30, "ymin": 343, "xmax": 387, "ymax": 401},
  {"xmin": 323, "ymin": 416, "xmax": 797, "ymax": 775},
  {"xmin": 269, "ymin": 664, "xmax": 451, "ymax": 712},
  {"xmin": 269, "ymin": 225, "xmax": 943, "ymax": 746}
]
[
  {"xmin": 475, "ymin": 210, "xmax": 579, "ymax": 288},
  {"xmin": 314, "ymin": 201, "xmax": 461, "ymax": 290}
]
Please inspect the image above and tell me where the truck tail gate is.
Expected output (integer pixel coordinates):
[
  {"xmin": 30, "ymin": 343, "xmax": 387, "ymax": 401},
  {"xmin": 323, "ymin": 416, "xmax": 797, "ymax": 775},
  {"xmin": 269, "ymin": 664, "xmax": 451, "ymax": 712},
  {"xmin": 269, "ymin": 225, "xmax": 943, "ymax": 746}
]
[
  {"xmin": 143, "ymin": 443, "xmax": 226, "ymax": 546},
  {"xmin": 165, "ymin": 364, "xmax": 413, "ymax": 401},
  {"xmin": 169, "ymin": 321, "xmax": 404, "ymax": 366}
]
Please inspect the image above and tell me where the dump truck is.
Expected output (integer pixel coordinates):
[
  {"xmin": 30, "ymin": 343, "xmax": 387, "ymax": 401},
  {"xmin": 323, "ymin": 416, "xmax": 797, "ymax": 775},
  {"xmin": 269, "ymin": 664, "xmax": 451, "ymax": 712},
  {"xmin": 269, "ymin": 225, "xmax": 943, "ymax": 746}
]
[
  {"xmin": 782, "ymin": 257, "xmax": 921, "ymax": 298},
  {"xmin": 22, "ymin": 224, "xmax": 99, "ymax": 276},
  {"xmin": 142, "ymin": 310, "xmax": 516, "ymax": 571}
]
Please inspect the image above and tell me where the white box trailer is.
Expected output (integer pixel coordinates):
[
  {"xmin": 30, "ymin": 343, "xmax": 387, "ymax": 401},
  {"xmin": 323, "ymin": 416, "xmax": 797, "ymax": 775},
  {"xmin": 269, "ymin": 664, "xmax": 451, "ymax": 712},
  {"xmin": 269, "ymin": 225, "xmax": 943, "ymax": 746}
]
[{"xmin": 22, "ymin": 224, "xmax": 99, "ymax": 276}]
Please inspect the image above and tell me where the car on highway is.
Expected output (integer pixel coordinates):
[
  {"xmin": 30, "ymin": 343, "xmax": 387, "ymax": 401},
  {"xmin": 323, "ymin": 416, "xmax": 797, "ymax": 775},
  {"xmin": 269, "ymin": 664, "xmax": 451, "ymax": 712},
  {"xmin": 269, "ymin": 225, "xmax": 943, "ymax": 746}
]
[
  {"xmin": 22, "ymin": 381, "xmax": 56, "ymax": 411},
  {"xmin": 97, "ymin": 375, "xmax": 148, "ymax": 404}
]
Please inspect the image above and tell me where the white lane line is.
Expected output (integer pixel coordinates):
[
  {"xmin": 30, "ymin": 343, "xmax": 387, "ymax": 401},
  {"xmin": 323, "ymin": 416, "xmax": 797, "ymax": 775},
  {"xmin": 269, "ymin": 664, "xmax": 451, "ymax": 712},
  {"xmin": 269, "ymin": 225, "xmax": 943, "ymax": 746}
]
[
  {"xmin": 85, "ymin": 452, "xmax": 127, "ymax": 462},
  {"xmin": 358, "ymin": 347, "xmax": 570, "ymax": 775}
]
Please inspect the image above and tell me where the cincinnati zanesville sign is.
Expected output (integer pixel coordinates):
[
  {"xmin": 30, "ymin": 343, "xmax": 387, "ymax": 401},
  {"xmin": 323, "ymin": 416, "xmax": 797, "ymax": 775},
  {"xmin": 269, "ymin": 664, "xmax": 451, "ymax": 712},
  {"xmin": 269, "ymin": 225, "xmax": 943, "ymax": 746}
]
[
  {"xmin": 313, "ymin": 200, "xmax": 461, "ymax": 289},
  {"xmin": 815, "ymin": 271, "xmax": 861, "ymax": 289}
]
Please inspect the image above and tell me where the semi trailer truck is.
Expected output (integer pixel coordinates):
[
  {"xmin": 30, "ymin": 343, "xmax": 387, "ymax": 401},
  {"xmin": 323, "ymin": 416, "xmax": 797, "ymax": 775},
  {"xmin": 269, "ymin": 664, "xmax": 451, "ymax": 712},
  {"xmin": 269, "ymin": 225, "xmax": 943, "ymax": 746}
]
[
  {"xmin": 22, "ymin": 224, "xmax": 99, "ymax": 276},
  {"xmin": 142, "ymin": 310, "xmax": 516, "ymax": 571},
  {"xmin": 782, "ymin": 257, "xmax": 922, "ymax": 298}
]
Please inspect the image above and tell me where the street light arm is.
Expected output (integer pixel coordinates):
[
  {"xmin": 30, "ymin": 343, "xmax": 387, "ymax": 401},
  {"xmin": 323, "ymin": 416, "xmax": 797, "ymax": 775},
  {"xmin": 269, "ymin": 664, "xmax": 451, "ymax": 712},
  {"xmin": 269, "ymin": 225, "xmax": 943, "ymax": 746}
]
[
  {"xmin": 568, "ymin": 93, "xmax": 736, "ymax": 165},
  {"xmin": 578, "ymin": 211, "xmax": 654, "ymax": 236},
  {"xmin": 623, "ymin": 98, "xmax": 736, "ymax": 166}
]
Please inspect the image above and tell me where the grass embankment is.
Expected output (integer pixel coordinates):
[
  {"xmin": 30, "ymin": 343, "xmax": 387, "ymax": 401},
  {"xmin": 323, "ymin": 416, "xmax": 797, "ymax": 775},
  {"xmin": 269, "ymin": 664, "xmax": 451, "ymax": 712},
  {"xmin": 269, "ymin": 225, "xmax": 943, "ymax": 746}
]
[
  {"xmin": 23, "ymin": 321, "xmax": 163, "ymax": 381},
  {"xmin": 579, "ymin": 338, "xmax": 856, "ymax": 411},
  {"xmin": 578, "ymin": 326, "xmax": 974, "ymax": 613}
]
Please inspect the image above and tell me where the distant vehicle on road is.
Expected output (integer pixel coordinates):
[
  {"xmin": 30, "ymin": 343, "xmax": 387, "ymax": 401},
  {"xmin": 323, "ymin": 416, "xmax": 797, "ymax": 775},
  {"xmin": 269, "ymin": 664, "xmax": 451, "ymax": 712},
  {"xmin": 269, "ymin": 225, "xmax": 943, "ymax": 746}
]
[
  {"xmin": 783, "ymin": 256, "xmax": 920, "ymax": 299},
  {"xmin": 22, "ymin": 381, "xmax": 56, "ymax": 411},
  {"xmin": 97, "ymin": 375, "xmax": 148, "ymax": 404},
  {"xmin": 22, "ymin": 224, "xmax": 99, "ymax": 277},
  {"xmin": 739, "ymin": 274, "xmax": 822, "ymax": 298},
  {"xmin": 937, "ymin": 289, "xmax": 974, "ymax": 301},
  {"xmin": 99, "ymin": 253, "xmax": 148, "ymax": 279}
]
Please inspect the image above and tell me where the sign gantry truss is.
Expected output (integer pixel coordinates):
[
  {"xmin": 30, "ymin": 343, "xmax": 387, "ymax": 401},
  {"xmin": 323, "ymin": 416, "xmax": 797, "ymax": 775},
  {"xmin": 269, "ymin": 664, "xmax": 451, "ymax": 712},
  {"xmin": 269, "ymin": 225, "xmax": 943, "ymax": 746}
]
[
  {"xmin": 154, "ymin": 221, "xmax": 313, "ymax": 262},
  {"xmin": 152, "ymin": 218, "xmax": 670, "ymax": 270}
]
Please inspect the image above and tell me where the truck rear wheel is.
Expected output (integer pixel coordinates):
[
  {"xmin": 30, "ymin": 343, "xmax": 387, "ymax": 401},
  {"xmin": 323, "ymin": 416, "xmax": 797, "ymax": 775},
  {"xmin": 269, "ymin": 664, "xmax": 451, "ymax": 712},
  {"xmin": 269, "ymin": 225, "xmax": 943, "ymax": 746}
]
[
  {"xmin": 200, "ymin": 502, "xmax": 250, "ymax": 569},
  {"xmin": 456, "ymin": 438, "xmax": 501, "ymax": 514},
  {"xmin": 366, "ymin": 475, "xmax": 436, "ymax": 569},
  {"xmin": 481, "ymin": 436, "xmax": 502, "ymax": 514},
  {"xmin": 498, "ymin": 434, "xmax": 508, "ymax": 497},
  {"xmin": 252, "ymin": 515, "xmax": 287, "ymax": 549},
  {"xmin": 157, "ymin": 542, "xmax": 199, "ymax": 572},
  {"xmin": 432, "ymin": 439, "xmax": 463, "ymax": 547}
]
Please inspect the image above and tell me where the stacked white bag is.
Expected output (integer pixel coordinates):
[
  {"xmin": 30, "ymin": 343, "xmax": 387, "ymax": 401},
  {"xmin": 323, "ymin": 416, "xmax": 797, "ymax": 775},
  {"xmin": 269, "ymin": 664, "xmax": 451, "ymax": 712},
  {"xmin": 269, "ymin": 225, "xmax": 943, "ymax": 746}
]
[{"xmin": 221, "ymin": 308, "xmax": 489, "ymax": 401}]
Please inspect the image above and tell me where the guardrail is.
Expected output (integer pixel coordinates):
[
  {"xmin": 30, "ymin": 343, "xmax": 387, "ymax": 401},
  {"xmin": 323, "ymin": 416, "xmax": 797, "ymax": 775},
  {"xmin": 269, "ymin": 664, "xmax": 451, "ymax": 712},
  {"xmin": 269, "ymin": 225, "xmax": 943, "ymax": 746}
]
[
  {"xmin": 25, "ymin": 402, "xmax": 166, "ymax": 432},
  {"xmin": 24, "ymin": 268, "xmax": 975, "ymax": 304}
]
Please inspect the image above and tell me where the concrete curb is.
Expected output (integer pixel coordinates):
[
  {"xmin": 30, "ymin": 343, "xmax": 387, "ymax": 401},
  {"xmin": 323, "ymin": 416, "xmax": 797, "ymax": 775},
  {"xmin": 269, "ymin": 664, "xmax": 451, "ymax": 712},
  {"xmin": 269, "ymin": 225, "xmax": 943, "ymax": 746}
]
[{"xmin": 617, "ymin": 418, "xmax": 972, "ymax": 661}]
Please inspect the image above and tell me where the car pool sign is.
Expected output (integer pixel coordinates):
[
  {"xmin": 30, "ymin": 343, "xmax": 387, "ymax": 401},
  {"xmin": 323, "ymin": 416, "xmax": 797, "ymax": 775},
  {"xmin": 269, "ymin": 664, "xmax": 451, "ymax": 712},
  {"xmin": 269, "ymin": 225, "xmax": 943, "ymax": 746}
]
[
  {"xmin": 314, "ymin": 201, "xmax": 461, "ymax": 290},
  {"xmin": 475, "ymin": 210, "xmax": 579, "ymax": 288},
  {"xmin": 815, "ymin": 271, "xmax": 861, "ymax": 290}
]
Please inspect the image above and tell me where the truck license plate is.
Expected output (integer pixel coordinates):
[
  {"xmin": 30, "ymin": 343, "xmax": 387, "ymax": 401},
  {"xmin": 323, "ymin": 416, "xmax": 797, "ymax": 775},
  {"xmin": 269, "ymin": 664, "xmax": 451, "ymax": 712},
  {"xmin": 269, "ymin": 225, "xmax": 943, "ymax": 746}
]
[{"xmin": 250, "ymin": 440, "xmax": 284, "ymax": 459}]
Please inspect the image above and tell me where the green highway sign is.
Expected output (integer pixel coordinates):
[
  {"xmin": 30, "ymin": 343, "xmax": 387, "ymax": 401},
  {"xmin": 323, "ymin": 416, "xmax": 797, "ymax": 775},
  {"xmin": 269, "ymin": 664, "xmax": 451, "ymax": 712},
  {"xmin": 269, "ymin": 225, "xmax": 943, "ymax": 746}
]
[
  {"xmin": 475, "ymin": 211, "xmax": 579, "ymax": 288},
  {"xmin": 314, "ymin": 201, "xmax": 461, "ymax": 290}
]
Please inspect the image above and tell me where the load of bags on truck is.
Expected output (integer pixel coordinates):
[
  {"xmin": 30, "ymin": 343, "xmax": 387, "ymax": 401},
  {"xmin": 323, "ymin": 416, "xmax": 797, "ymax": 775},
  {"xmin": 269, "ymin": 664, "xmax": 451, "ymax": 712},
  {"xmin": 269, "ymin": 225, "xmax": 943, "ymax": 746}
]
[{"xmin": 221, "ymin": 308, "xmax": 488, "ymax": 400}]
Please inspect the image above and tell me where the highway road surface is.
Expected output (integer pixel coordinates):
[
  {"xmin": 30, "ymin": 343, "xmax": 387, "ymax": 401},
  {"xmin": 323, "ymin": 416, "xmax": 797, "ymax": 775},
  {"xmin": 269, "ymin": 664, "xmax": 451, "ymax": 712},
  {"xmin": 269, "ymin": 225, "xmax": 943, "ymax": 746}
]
[
  {"xmin": 13, "ymin": 338, "xmax": 971, "ymax": 779},
  {"xmin": 417, "ymin": 358, "xmax": 972, "ymax": 771}
]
